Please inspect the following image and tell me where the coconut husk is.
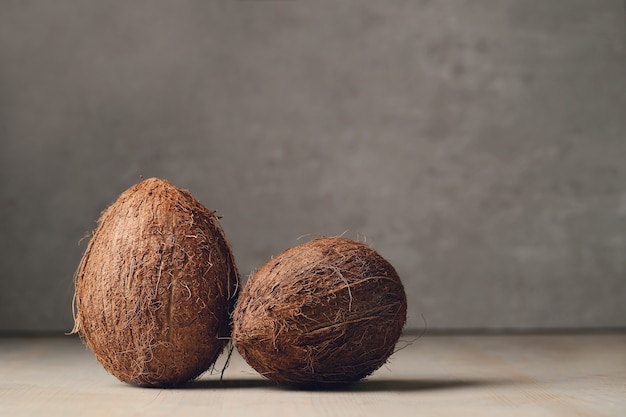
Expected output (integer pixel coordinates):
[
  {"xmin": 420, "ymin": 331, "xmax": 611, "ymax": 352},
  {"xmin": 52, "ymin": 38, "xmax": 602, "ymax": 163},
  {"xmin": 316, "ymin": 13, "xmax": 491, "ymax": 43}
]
[
  {"xmin": 71, "ymin": 178, "xmax": 238, "ymax": 387},
  {"xmin": 232, "ymin": 237, "xmax": 406, "ymax": 387}
]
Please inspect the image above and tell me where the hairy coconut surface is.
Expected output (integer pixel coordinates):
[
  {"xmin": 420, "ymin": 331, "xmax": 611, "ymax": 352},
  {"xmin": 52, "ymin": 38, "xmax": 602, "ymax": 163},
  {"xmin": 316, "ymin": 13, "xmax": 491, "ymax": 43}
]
[
  {"xmin": 72, "ymin": 178, "xmax": 238, "ymax": 387},
  {"xmin": 232, "ymin": 237, "xmax": 407, "ymax": 387}
]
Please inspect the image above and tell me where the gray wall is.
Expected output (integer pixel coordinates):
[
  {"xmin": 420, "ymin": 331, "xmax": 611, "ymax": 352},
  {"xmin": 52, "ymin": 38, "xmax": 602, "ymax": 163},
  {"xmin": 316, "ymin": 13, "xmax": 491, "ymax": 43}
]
[{"xmin": 1, "ymin": 1, "xmax": 625, "ymax": 333}]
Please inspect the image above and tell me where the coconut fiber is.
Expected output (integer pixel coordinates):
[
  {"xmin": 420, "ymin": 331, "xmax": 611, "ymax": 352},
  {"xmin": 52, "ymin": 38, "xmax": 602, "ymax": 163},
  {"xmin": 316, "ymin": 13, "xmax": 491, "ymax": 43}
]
[
  {"xmin": 232, "ymin": 237, "xmax": 407, "ymax": 387},
  {"xmin": 71, "ymin": 178, "xmax": 238, "ymax": 387}
]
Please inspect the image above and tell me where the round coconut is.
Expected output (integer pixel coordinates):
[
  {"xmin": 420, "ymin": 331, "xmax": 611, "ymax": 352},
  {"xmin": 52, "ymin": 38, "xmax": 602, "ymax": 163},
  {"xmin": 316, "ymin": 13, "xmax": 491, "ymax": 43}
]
[
  {"xmin": 232, "ymin": 237, "xmax": 406, "ymax": 387},
  {"xmin": 71, "ymin": 178, "xmax": 238, "ymax": 387}
]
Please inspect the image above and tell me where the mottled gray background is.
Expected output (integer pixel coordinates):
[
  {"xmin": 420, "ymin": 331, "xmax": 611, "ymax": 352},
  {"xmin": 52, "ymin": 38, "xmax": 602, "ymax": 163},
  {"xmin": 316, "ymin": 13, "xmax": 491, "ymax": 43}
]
[{"xmin": 1, "ymin": 1, "xmax": 625, "ymax": 333}]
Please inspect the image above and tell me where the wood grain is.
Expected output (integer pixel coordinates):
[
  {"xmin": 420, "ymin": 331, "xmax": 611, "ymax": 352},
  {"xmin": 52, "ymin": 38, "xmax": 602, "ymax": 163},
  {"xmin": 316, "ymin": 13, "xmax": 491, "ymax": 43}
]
[{"xmin": 1, "ymin": 334, "xmax": 624, "ymax": 416}]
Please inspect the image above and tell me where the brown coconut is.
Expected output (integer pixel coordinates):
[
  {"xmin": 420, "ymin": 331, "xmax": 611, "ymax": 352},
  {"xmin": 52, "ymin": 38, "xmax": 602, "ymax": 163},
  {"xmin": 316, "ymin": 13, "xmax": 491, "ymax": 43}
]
[
  {"xmin": 232, "ymin": 237, "xmax": 406, "ymax": 387},
  {"xmin": 71, "ymin": 178, "xmax": 238, "ymax": 387}
]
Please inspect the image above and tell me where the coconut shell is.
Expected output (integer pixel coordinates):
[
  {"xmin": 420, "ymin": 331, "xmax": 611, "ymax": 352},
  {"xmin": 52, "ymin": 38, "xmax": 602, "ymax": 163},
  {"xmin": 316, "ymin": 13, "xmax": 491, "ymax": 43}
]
[
  {"xmin": 71, "ymin": 178, "xmax": 238, "ymax": 387},
  {"xmin": 232, "ymin": 237, "xmax": 406, "ymax": 387}
]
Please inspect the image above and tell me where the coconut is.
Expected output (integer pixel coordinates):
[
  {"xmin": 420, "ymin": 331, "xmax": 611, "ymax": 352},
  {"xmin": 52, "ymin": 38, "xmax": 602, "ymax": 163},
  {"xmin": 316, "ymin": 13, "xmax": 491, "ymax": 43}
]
[
  {"xmin": 232, "ymin": 237, "xmax": 406, "ymax": 387},
  {"xmin": 71, "ymin": 178, "xmax": 238, "ymax": 387}
]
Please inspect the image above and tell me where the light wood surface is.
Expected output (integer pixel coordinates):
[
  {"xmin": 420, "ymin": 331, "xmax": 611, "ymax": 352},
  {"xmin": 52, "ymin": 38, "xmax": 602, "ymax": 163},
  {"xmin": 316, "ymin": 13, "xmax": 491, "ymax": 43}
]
[{"xmin": 1, "ymin": 334, "xmax": 624, "ymax": 416}]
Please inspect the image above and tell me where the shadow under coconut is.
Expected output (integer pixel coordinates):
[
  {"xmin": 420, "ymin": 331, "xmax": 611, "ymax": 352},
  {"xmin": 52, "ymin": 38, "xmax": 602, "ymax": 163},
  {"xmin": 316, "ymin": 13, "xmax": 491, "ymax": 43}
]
[
  {"xmin": 177, "ymin": 377, "xmax": 516, "ymax": 392},
  {"xmin": 281, "ymin": 377, "xmax": 518, "ymax": 392},
  {"xmin": 178, "ymin": 378, "xmax": 278, "ymax": 389}
]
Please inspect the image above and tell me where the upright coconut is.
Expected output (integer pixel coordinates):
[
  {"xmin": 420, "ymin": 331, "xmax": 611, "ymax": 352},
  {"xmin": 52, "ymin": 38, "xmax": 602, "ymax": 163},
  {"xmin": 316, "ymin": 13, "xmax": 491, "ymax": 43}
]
[
  {"xmin": 71, "ymin": 178, "xmax": 238, "ymax": 387},
  {"xmin": 232, "ymin": 237, "xmax": 406, "ymax": 387}
]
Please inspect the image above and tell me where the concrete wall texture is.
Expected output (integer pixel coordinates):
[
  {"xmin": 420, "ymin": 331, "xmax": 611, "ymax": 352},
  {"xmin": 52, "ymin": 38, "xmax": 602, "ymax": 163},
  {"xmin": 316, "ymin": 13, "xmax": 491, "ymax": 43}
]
[{"xmin": 1, "ymin": 1, "xmax": 625, "ymax": 332}]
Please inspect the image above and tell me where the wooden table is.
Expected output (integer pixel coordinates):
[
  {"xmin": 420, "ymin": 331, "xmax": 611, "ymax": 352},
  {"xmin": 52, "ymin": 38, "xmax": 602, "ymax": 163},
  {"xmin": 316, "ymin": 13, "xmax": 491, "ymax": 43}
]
[{"xmin": 1, "ymin": 334, "xmax": 624, "ymax": 416}]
